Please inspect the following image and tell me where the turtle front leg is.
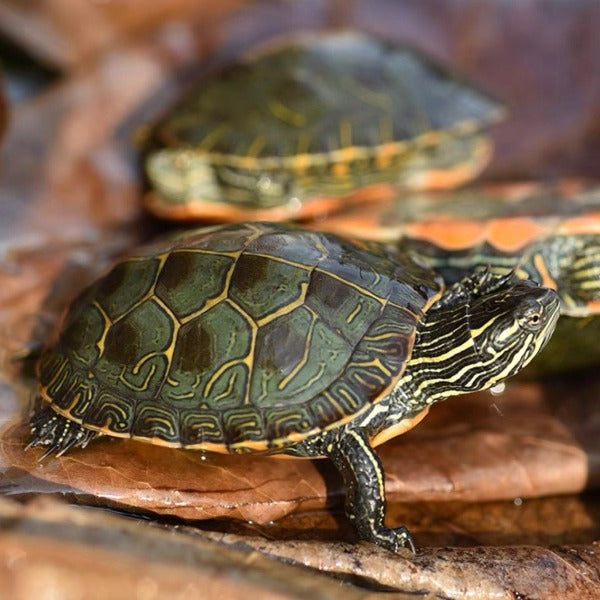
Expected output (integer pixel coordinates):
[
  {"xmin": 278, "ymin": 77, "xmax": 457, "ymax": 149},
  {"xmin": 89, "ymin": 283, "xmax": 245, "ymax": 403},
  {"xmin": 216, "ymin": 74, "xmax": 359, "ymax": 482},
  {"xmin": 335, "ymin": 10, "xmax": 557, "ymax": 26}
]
[
  {"xmin": 27, "ymin": 404, "xmax": 99, "ymax": 458},
  {"xmin": 325, "ymin": 428, "xmax": 416, "ymax": 553}
]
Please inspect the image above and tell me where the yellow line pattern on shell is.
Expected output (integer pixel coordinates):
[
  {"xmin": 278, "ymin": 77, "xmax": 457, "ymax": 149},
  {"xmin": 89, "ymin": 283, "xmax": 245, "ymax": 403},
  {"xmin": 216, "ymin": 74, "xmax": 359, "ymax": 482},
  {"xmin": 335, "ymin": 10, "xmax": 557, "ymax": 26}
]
[
  {"xmin": 347, "ymin": 302, "xmax": 362, "ymax": 324},
  {"xmin": 197, "ymin": 123, "xmax": 230, "ymax": 151},
  {"xmin": 245, "ymin": 135, "xmax": 267, "ymax": 158},
  {"xmin": 257, "ymin": 281, "xmax": 310, "ymax": 327},
  {"xmin": 93, "ymin": 301, "xmax": 112, "ymax": 357},
  {"xmin": 277, "ymin": 308, "xmax": 317, "ymax": 390},
  {"xmin": 267, "ymin": 97, "xmax": 306, "ymax": 127},
  {"xmin": 118, "ymin": 363, "xmax": 157, "ymax": 392}
]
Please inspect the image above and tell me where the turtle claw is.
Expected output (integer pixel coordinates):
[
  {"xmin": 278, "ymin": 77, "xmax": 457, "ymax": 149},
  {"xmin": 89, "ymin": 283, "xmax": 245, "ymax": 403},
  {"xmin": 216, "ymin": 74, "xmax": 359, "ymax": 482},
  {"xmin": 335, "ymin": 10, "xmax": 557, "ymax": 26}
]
[
  {"xmin": 396, "ymin": 527, "xmax": 417, "ymax": 554},
  {"xmin": 28, "ymin": 404, "xmax": 98, "ymax": 459},
  {"xmin": 40, "ymin": 443, "xmax": 62, "ymax": 461},
  {"xmin": 373, "ymin": 526, "xmax": 416, "ymax": 554}
]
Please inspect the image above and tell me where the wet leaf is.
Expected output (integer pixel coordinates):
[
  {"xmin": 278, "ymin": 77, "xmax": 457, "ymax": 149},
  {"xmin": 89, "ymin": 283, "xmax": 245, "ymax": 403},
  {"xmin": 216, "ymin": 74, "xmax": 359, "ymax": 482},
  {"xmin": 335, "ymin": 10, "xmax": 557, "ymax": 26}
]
[{"xmin": 2, "ymin": 375, "xmax": 600, "ymax": 524}]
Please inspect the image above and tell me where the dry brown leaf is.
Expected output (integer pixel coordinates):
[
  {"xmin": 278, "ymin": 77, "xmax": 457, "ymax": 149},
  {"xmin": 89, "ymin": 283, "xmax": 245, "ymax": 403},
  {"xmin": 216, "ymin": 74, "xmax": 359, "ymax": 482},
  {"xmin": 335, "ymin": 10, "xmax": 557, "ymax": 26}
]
[
  {"xmin": 204, "ymin": 529, "xmax": 600, "ymax": 600},
  {"xmin": 0, "ymin": 496, "xmax": 403, "ymax": 600},
  {"xmin": 2, "ymin": 375, "xmax": 599, "ymax": 524},
  {"xmin": 4, "ymin": 495, "xmax": 599, "ymax": 600}
]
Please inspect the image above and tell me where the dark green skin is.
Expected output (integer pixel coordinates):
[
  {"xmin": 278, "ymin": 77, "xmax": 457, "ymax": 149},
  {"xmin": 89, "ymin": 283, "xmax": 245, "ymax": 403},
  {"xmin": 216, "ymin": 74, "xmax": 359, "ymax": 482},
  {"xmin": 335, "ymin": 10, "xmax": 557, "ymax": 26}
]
[{"xmin": 30, "ymin": 223, "xmax": 560, "ymax": 552}]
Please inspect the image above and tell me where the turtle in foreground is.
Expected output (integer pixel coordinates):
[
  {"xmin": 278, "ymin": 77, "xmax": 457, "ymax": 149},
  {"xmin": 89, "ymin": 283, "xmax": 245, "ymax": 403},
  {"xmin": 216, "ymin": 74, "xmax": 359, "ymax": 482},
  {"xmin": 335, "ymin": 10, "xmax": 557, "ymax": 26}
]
[
  {"xmin": 145, "ymin": 32, "xmax": 503, "ymax": 222},
  {"xmin": 28, "ymin": 222, "xmax": 559, "ymax": 551},
  {"xmin": 313, "ymin": 180, "xmax": 600, "ymax": 373}
]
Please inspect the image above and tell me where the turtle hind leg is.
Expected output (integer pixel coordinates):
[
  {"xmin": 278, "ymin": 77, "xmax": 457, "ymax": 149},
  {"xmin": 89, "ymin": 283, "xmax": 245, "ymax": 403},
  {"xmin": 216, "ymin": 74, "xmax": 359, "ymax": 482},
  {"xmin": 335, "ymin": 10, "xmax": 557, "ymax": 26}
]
[
  {"xmin": 325, "ymin": 428, "xmax": 416, "ymax": 553},
  {"xmin": 27, "ymin": 404, "xmax": 98, "ymax": 458}
]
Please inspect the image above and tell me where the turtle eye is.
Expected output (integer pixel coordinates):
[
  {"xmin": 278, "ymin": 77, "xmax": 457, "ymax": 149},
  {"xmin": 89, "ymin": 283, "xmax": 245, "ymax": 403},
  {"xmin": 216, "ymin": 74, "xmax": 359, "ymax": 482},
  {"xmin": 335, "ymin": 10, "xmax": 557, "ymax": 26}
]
[{"xmin": 518, "ymin": 305, "xmax": 543, "ymax": 331}]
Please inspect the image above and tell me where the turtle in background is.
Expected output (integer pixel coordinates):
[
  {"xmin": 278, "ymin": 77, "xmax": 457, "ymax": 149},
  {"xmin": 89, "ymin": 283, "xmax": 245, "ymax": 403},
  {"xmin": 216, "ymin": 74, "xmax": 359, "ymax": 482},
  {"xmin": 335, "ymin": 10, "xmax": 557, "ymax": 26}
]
[
  {"xmin": 145, "ymin": 32, "xmax": 503, "ymax": 222},
  {"xmin": 314, "ymin": 180, "xmax": 600, "ymax": 374}
]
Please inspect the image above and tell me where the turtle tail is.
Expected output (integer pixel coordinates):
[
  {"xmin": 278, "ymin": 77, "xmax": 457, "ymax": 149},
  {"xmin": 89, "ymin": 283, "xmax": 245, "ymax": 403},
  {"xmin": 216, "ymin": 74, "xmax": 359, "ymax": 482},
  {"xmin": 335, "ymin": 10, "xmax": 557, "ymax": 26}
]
[{"xmin": 26, "ymin": 405, "xmax": 98, "ymax": 459}]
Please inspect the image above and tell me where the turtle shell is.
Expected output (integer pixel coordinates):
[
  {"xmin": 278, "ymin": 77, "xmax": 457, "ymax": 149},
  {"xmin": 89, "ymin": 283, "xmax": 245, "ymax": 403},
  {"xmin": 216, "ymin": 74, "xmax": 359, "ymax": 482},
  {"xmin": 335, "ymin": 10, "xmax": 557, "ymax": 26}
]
[
  {"xmin": 145, "ymin": 32, "xmax": 503, "ymax": 222},
  {"xmin": 37, "ymin": 222, "xmax": 442, "ymax": 452},
  {"xmin": 314, "ymin": 180, "xmax": 600, "ymax": 317},
  {"xmin": 313, "ymin": 180, "xmax": 600, "ymax": 375}
]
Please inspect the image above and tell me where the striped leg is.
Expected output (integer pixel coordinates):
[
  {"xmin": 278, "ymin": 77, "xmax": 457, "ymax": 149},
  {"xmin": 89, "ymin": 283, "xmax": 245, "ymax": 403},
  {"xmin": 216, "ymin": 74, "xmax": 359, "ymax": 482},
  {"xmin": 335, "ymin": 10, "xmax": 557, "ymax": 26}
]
[{"xmin": 326, "ymin": 428, "xmax": 415, "ymax": 553}]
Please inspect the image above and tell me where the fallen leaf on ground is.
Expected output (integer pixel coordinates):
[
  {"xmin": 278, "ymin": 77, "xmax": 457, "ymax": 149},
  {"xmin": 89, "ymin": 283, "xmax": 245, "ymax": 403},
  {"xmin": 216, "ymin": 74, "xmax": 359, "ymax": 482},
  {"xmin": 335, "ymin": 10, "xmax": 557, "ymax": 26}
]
[{"xmin": 2, "ymin": 375, "xmax": 599, "ymax": 523}]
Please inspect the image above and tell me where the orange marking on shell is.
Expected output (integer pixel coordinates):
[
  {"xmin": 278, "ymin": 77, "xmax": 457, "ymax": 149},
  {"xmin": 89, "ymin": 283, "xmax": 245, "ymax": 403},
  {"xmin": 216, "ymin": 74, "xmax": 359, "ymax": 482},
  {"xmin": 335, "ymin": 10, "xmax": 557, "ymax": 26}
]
[
  {"xmin": 410, "ymin": 164, "xmax": 478, "ymax": 191},
  {"xmin": 145, "ymin": 184, "xmax": 395, "ymax": 223},
  {"xmin": 377, "ymin": 142, "xmax": 404, "ymax": 157},
  {"xmin": 406, "ymin": 219, "xmax": 486, "ymax": 250},
  {"xmin": 418, "ymin": 131, "xmax": 442, "ymax": 146},
  {"xmin": 369, "ymin": 407, "xmax": 430, "ymax": 448},
  {"xmin": 533, "ymin": 253, "xmax": 557, "ymax": 290},
  {"xmin": 331, "ymin": 162, "xmax": 349, "ymax": 177},
  {"xmin": 485, "ymin": 218, "xmax": 549, "ymax": 252},
  {"xmin": 586, "ymin": 300, "xmax": 600, "ymax": 314},
  {"xmin": 291, "ymin": 153, "xmax": 312, "ymax": 172},
  {"xmin": 375, "ymin": 153, "xmax": 392, "ymax": 169},
  {"xmin": 557, "ymin": 213, "xmax": 600, "ymax": 235},
  {"xmin": 408, "ymin": 138, "xmax": 493, "ymax": 191}
]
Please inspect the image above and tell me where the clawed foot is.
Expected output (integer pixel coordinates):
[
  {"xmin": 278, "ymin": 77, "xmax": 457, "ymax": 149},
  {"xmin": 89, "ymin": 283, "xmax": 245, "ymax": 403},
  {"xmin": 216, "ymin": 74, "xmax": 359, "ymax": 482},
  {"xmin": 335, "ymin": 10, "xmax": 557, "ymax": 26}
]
[
  {"xmin": 27, "ymin": 405, "xmax": 97, "ymax": 459},
  {"xmin": 370, "ymin": 525, "xmax": 416, "ymax": 554}
]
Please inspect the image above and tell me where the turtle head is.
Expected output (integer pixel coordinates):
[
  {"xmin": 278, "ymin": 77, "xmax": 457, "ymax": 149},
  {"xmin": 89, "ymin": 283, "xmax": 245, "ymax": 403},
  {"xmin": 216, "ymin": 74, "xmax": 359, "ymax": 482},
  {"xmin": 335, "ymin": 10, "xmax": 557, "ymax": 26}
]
[
  {"xmin": 466, "ymin": 271, "xmax": 561, "ymax": 386},
  {"xmin": 407, "ymin": 269, "xmax": 560, "ymax": 402}
]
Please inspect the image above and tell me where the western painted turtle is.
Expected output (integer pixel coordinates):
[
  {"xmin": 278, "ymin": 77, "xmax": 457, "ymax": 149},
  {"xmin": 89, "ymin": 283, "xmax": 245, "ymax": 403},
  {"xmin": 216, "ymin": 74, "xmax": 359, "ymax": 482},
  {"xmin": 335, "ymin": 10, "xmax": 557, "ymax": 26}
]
[
  {"xmin": 313, "ymin": 180, "xmax": 600, "ymax": 373},
  {"xmin": 145, "ymin": 32, "xmax": 503, "ymax": 222},
  {"xmin": 28, "ymin": 222, "xmax": 559, "ymax": 551}
]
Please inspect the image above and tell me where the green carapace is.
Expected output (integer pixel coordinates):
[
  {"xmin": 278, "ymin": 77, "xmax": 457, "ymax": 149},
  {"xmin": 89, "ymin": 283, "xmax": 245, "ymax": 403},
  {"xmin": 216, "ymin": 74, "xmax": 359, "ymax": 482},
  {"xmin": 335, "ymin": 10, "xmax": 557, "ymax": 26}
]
[
  {"xmin": 29, "ymin": 222, "xmax": 559, "ymax": 551},
  {"xmin": 145, "ymin": 32, "xmax": 503, "ymax": 222}
]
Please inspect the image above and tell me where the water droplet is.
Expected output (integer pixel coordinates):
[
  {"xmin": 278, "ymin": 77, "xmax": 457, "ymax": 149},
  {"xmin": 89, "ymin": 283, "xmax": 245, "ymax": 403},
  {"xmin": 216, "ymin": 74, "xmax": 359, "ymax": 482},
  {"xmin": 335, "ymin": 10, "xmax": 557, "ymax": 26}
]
[{"xmin": 490, "ymin": 382, "xmax": 506, "ymax": 396}]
